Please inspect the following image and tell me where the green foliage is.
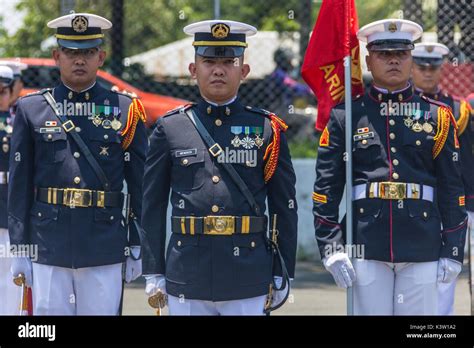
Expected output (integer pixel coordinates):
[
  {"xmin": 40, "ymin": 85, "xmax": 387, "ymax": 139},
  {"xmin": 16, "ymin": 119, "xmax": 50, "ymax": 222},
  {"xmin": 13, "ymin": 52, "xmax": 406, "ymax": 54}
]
[{"xmin": 288, "ymin": 138, "xmax": 318, "ymax": 159}]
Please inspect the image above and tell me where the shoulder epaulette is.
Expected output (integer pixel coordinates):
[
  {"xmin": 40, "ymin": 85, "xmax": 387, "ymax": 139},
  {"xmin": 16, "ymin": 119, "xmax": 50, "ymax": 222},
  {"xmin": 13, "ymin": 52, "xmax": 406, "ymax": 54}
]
[
  {"xmin": 21, "ymin": 88, "xmax": 52, "ymax": 99},
  {"xmin": 121, "ymin": 97, "xmax": 147, "ymax": 150},
  {"xmin": 421, "ymin": 95, "xmax": 450, "ymax": 109},
  {"xmin": 112, "ymin": 88, "xmax": 137, "ymax": 100},
  {"xmin": 162, "ymin": 103, "xmax": 195, "ymax": 118}
]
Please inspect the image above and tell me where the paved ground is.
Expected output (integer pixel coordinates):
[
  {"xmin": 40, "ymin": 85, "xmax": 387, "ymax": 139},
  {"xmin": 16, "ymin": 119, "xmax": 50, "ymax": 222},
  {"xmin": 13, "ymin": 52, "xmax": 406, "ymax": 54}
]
[{"xmin": 123, "ymin": 261, "xmax": 471, "ymax": 315}]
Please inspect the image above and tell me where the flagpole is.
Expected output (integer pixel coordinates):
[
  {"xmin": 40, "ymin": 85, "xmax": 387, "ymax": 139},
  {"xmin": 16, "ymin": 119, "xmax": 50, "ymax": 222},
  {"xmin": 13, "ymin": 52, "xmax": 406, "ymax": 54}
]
[{"xmin": 344, "ymin": 0, "xmax": 354, "ymax": 316}]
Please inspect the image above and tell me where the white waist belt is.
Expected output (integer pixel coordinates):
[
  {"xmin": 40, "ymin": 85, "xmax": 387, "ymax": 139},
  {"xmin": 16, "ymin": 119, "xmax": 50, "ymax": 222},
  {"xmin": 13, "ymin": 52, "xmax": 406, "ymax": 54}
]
[
  {"xmin": 353, "ymin": 182, "xmax": 434, "ymax": 202},
  {"xmin": 0, "ymin": 171, "xmax": 8, "ymax": 185}
]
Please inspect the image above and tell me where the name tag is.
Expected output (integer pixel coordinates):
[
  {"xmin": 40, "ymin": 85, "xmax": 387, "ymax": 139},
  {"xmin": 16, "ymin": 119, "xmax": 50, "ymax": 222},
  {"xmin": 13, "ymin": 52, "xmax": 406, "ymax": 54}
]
[
  {"xmin": 353, "ymin": 132, "xmax": 374, "ymax": 142},
  {"xmin": 175, "ymin": 148, "xmax": 197, "ymax": 158},
  {"xmin": 39, "ymin": 127, "xmax": 62, "ymax": 134}
]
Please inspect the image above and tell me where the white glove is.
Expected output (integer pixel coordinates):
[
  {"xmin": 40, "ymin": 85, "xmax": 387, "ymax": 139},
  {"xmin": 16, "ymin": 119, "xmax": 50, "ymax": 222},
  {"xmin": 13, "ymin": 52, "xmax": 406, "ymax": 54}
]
[
  {"xmin": 125, "ymin": 246, "xmax": 142, "ymax": 283},
  {"xmin": 10, "ymin": 257, "xmax": 33, "ymax": 287},
  {"xmin": 272, "ymin": 276, "xmax": 290, "ymax": 306},
  {"xmin": 323, "ymin": 253, "xmax": 356, "ymax": 288},
  {"xmin": 437, "ymin": 258, "xmax": 462, "ymax": 283},
  {"xmin": 145, "ymin": 274, "xmax": 167, "ymax": 297}
]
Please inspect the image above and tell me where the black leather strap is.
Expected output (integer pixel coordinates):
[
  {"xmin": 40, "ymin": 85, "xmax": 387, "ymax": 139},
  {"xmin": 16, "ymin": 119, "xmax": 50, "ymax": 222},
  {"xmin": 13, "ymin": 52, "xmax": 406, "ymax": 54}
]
[
  {"xmin": 42, "ymin": 90, "xmax": 111, "ymax": 191},
  {"xmin": 185, "ymin": 109, "xmax": 261, "ymax": 216}
]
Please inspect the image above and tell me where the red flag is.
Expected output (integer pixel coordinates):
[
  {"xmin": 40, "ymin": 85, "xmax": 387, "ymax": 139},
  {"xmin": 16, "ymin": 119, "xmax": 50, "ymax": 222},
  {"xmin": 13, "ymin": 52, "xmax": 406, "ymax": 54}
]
[{"xmin": 301, "ymin": 0, "xmax": 364, "ymax": 131}]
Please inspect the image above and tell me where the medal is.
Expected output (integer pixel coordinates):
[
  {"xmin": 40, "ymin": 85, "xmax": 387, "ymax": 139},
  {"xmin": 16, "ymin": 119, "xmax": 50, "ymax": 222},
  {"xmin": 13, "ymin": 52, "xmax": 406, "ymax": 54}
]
[
  {"xmin": 423, "ymin": 122, "xmax": 433, "ymax": 133},
  {"xmin": 241, "ymin": 136, "xmax": 255, "ymax": 149},
  {"xmin": 102, "ymin": 119, "xmax": 112, "ymax": 129},
  {"xmin": 111, "ymin": 118, "xmax": 122, "ymax": 131},
  {"xmin": 254, "ymin": 134, "xmax": 264, "ymax": 149},
  {"xmin": 92, "ymin": 115, "xmax": 103, "ymax": 127},
  {"xmin": 404, "ymin": 117, "xmax": 414, "ymax": 128},
  {"xmin": 412, "ymin": 122, "xmax": 423, "ymax": 132},
  {"xmin": 231, "ymin": 135, "xmax": 241, "ymax": 147}
]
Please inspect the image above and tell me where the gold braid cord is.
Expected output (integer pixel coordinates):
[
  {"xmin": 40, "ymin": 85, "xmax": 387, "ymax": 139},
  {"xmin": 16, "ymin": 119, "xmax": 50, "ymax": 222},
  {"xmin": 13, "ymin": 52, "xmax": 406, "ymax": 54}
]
[
  {"xmin": 263, "ymin": 114, "xmax": 288, "ymax": 183},
  {"xmin": 457, "ymin": 100, "xmax": 471, "ymax": 135},
  {"xmin": 433, "ymin": 106, "xmax": 455, "ymax": 159},
  {"xmin": 121, "ymin": 98, "xmax": 147, "ymax": 150}
]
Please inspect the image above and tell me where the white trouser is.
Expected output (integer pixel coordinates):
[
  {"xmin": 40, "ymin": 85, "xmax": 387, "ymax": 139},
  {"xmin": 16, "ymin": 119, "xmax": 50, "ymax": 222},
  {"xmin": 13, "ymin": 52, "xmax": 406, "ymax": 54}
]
[
  {"xmin": 0, "ymin": 228, "xmax": 22, "ymax": 315},
  {"xmin": 168, "ymin": 294, "xmax": 267, "ymax": 315},
  {"xmin": 353, "ymin": 259, "xmax": 438, "ymax": 315},
  {"xmin": 437, "ymin": 280, "xmax": 456, "ymax": 315},
  {"xmin": 32, "ymin": 262, "xmax": 123, "ymax": 315}
]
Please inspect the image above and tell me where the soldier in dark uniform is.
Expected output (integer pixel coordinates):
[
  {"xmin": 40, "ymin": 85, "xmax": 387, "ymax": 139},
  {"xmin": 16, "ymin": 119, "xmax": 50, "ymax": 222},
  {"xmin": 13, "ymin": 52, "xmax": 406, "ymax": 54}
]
[
  {"xmin": 142, "ymin": 20, "xmax": 297, "ymax": 315},
  {"xmin": 0, "ymin": 66, "xmax": 21, "ymax": 315},
  {"xmin": 312, "ymin": 19, "xmax": 468, "ymax": 315},
  {"xmin": 411, "ymin": 42, "xmax": 474, "ymax": 315},
  {"xmin": 8, "ymin": 13, "xmax": 148, "ymax": 315},
  {"xmin": 0, "ymin": 61, "xmax": 27, "ymax": 111}
]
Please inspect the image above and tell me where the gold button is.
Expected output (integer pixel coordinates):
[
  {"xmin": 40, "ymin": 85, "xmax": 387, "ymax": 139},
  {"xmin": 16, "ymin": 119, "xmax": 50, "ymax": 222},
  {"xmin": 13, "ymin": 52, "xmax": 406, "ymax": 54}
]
[
  {"xmin": 389, "ymin": 133, "xmax": 395, "ymax": 140},
  {"xmin": 212, "ymin": 175, "xmax": 220, "ymax": 183},
  {"xmin": 416, "ymin": 140, "xmax": 421, "ymax": 146},
  {"xmin": 177, "ymin": 241, "xmax": 182, "ymax": 246},
  {"xmin": 391, "ymin": 147, "xmax": 397, "ymax": 153},
  {"xmin": 392, "ymin": 172, "xmax": 399, "ymax": 180},
  {"xmin": 47, "ymin": 134, "xmax": 53, "ymax": 140},
  {"xmin": 423, "ymin": 212, "xmax": 428, "ymax": 218},
  {"xmin": 110, "ymin": 216, "xmax": 114, "ymax": 221},
  {"xmin": 3, "ymin": 137, "xmax": 7, "ymax": 142},
  {"xmin": 246, "ymin": 161, "xmax": 252, "ymax": 167},
  {"xmin": 182, "ymin": 159, "xmax": 189, "ymax": 166},
  {"xmin": 104, "ymin": 134, "xmax": 109, "ymax": 140},
  {"xmin": 362, "ymin": 139, "xmax": 368, "ymax": 145},
  {"xmin": 75, "ymin": 127, "xmax": 81, "ymax": 133},
  {"xmin": 74, "ymin": 176, "xmax": 81, "ymax": 184},
  {"xmin": 251, "ymin": 241, "xmax": 256, "ymax": 248},
  {"xmin": 211, "ymin": 205, "xmax": 219, "ymax": 213},
  {"xmin": 38, "ymin": 212, "xmax": 42, "ymax": 217},
  {"xmin": 215, "ymin": 119, "xmax": 222, "ymax": 126},
  {"xmin": 393, "ymin": 159, "xmax": 399, "ymax": 166},
  {"xmin": 389, "ymin": 119, "xmax": 395, "ymax": 126},
  {"xmin": 74, "ymin": 152, "xmax": 80, "ymax": 159},
  {"xmin": 359, "ymin": 208, "xmax": 364, "ymax": 214}
]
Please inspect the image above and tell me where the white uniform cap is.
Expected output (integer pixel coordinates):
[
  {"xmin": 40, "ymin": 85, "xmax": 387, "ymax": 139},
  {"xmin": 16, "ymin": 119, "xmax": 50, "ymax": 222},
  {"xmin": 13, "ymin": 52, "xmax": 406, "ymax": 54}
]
[
  {"xmin": 0, "ymin": 66, "xmax": 14, "ymax": 87},
  {"xmin": 357, "ymin": 19, "xmax": 423, "ymax": 51},
  {"xmin": 47, "ymin": 13, "xmax": 112, "ymax": 49},
  {"xmin": 412, "ymin": 43, "xmax": 449, "ymax": 67},
  {"xmin": 183, "ymin": 20, "xmax": 257, "ymax": 57},
  {"xmin": 0, "ymin": 60, "xmax": 27, "ymax": 77}
]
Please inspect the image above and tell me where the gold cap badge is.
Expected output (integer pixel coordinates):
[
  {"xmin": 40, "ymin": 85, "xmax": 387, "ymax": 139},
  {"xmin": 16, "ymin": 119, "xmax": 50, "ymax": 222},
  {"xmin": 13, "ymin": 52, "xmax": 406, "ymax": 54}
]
[
  {"xmin": 72, "ymin": 15, "xmax": 88, "ymax": 33},
  {"xmin": 211, "ymin": 23, "xmax": 230, "ymax": 39}
]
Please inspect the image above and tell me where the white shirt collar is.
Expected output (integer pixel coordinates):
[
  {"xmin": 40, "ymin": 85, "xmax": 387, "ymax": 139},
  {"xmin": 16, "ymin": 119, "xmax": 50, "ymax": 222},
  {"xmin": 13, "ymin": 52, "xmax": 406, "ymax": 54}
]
[{"xmin": 203, "ymin": 95, "xmax": 237, "ymax": 106}]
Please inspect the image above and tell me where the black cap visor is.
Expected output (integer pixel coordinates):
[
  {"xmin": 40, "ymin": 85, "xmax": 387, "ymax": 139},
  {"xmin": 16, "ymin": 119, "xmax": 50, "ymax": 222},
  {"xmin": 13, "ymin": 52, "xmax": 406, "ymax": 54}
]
[
  {"xmin": 368, "ymin": 39, "xmax": 415, "ymax": 51},
  {"xmin": 195, "ymin": 46, "xmax": 245, "ymax": 58},
  {"xmin": 57, "ymin": 38, "xmax": 103, "ymax": 49},
  {"xmin": 413, "ymin": 57, "xmax": 443, "ymax": 67}
]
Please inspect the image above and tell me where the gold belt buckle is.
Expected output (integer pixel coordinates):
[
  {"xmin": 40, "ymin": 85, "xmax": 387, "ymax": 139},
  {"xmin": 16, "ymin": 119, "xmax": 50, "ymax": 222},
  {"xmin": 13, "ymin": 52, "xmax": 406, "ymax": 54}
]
[
  {"xmin": 204, "ymin": 216, "xmax": 235, "ymax": 235},
  {"xmin": 63, "ymin": 188, "xmax": 93, "ymax": 208},
  {"xmin": 379, "ymin": 182, "xmax": 406, "ymax": 200}
]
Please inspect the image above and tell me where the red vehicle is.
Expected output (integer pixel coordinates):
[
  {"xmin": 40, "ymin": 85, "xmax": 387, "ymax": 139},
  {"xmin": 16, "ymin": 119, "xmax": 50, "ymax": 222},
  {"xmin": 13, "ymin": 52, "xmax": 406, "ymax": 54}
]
[{"xmin": 4, "ymin": 58, "xmax": 187, "ymax": 127}]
